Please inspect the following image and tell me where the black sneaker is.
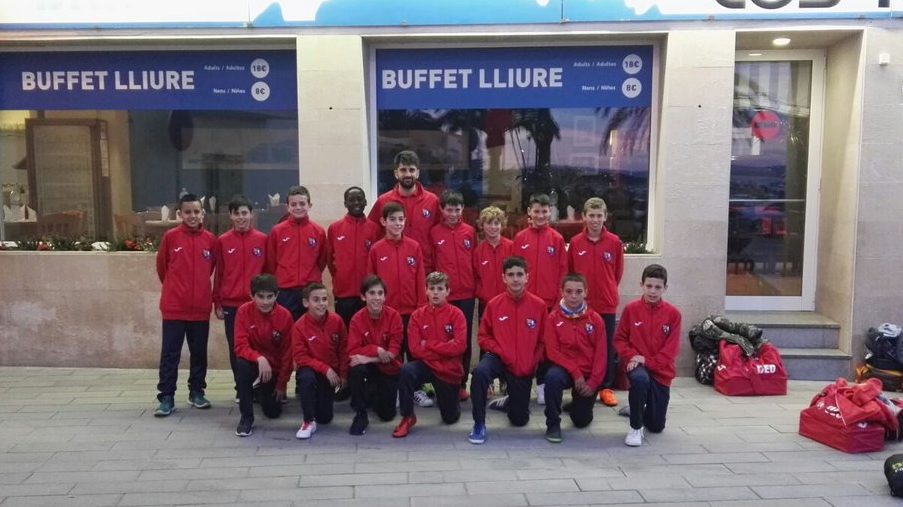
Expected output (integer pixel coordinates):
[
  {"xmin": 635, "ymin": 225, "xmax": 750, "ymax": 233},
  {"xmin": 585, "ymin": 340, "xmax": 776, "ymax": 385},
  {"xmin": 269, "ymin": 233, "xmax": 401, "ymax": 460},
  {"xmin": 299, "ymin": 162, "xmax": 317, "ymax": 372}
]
[
  {"xmin": 545, "ymin": 425, "xmax": 562, "ymax": 443},
  {"xmin": 349, "ymin": 413, "xmax": 369, "ymax": 436},
  {"xmin": 235, "ymin": 416, "xmax": 254, "ymax": 437}
]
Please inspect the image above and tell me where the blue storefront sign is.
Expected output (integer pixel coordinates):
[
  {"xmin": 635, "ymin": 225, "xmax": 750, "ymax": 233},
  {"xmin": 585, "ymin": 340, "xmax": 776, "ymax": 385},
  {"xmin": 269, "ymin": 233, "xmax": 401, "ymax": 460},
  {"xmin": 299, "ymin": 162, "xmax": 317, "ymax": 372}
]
[
  {"xmin": 0, "ymin": 50, "xmax": 297, "ymax": 110},
  {"xmin": 376, "ymin": 46, "xmax": 653, "ymax": 110}
]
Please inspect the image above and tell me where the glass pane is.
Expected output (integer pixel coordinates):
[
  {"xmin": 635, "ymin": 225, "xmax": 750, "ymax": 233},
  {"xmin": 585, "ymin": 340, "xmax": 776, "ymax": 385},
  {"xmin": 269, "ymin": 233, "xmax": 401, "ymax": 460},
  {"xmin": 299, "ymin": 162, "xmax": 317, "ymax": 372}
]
[
  {"xmin": 726, "ymin": 60, "xmax": 811, "ymax": 297},
  {"xmin": 377, "ymin": 107, "xmax": 651, "ymax": 243}
]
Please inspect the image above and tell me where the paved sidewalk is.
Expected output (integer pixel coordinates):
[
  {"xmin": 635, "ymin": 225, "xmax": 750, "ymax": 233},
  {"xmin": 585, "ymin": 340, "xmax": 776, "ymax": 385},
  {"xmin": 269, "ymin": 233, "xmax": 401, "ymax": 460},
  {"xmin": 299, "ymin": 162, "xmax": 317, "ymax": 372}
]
[{"xmin": 0, "ymin": 367, "xmax": 899, "ymax": 506}]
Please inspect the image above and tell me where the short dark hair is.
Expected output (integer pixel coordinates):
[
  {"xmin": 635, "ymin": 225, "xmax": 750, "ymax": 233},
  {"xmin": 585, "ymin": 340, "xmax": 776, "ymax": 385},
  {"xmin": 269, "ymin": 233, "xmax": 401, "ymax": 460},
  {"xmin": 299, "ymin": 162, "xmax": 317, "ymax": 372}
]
[
  {"xmin": 360, "ymin": 275, "xmax": 387, "ymax": 296},
  {"xmin": 250, "ymin": 274, "xmax": 278, "ymax": 295},
  {"xmin": 302, "ymin": 282, "xmax": 327, "ymax": 300},
  {"xmin": 228, "ymin": 195, "xmax": 253, "ymax": 213},
  {"xmin": 382, "ymin": 201, "xmax": 404, "ymax": 219},
  {"xmin": 178, "ymin": 193, "xmax": 201, "ymax": 209},
  {"xmin": 288, "ymin": 185, "xmax": 311, "ymax": 203},
  {"xmin": 440, "ymin": 189, "xmax": 465, "ymax": 208},
  {"xmin": 394, "ymin": 150, "xmax": 419, "ymax": 168},
  {"xmin": 561, "ymin": 273, "xmax": 587, "ymax": 288},
  {"xmin": 642, "ymin": 264, "xmax": 668, "ymax": 285},
  {"xmin": 344, "ymin": 186, "xmax": 366, "ymax": 200},
  {"xmin": 528, "ymin": 193, "xmax": 551, "ymax": 207},
  {"xmin": 502, "ymin": 255, "xmax": 527, "ymax": 273}
]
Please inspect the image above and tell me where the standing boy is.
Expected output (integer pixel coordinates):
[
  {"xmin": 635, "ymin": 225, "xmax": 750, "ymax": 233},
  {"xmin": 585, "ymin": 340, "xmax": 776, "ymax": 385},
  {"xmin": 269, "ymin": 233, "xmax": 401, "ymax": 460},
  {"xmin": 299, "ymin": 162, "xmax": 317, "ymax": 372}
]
[
  {"xmin": 293, "ymin": 283, "xmax": 348, "ymax": 440},
  {"xmin": 347, "ymin": 275, "xmax": 404, "ymax": 436},
  {"xmin": 430, "ymin": 190, "xmax": 477, "ymax": 401},
  {"xmin": 368, "ymin": 150, "xmax": 440, "ymax": 271},
  {"xmin": 266, "ymin": 185, "xmax": 327, "ymax": 320},
  {"xmin": 327, "ymin": 186, "xmax": 381, "ymax": 326},
  {"xmin": 468, "ymin": 256, "xmax": 546, "ymax": 444},
  {"xmin": 154, "ymin": 193, "xmax": 217, "ymax": 417},
  {"xmin": 394, "ymin": 272, "xmax": 467, "ymax": 438},
  {"xmin": 213, "ymin": 196, "xmax": 267, "ymax": 401},
  {"xmin": 567, "ymin": 197, "xmax": 623, "ymax": 407},
  {"xmin": 542, "ymin": 274, "xmax": 607, "ymax": 443},
  {"xmin": 232, "ymin": 274, "xmax": 294, "ymax": 437},
  {"xmin": 614, "ymin": 264, "xmax": 681, "ymax": 447},
  {"xmin": 474, "ymin": 206, "xmax": 514, "ymax": 319}
]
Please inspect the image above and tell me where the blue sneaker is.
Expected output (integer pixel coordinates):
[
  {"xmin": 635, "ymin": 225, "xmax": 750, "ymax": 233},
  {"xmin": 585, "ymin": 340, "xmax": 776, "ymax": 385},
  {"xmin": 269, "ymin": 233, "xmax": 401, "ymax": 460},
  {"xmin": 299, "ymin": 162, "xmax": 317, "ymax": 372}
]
[
  {"xmin": 187, "ymin": 392, "xmax": 211, "ymax": 409},
  {"xmin": 468, "ymin": 422, "xmax": 487, "ymax": 445},
  {"xmin": 154, "ymin": 395, "xmax": 174, "ymax": 417}
]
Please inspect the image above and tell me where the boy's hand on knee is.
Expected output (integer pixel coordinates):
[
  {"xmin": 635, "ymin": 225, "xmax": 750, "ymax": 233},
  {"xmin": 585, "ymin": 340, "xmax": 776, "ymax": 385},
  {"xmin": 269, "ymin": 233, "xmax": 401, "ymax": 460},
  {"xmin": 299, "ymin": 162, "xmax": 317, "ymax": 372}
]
[
  {"xmin": 215, "ymin": 307, "xmax": 224, "ymax": 320},
  {"xmin": 257, "ymin": 357, "xmax": 273, "ymax": 382},
  {"xmin": 326, "ymin": 368, "xmax": 340, "ymax": 387},
  {"xmin": 626, "ymin": 355, "xmax": 645, "ymax": 372},
  {"xmin": 275, "ymin": 389, "xmax": 286, "ymax": 402}
]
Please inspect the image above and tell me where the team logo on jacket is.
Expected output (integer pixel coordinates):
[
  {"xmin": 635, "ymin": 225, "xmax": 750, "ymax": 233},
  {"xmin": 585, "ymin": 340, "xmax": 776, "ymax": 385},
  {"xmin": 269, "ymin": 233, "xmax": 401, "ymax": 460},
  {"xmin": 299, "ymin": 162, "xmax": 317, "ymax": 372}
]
[
  {"xmin": 201, "ymin": 249, "xmax": 212, "ymax": 260},
  {"xmin": 307, "ymin": 237, "xmax": 318, "ymax": 248},
  {"xmin": 227, "ymin": 248, "xmax": 237, "ymax": 254},
  {"xmin": 546, "ymin": 246, "xmax": 556, "ymax": 256},
  {"xmin": 525, "ymin": 318, "xmax": 537, "ymax": 329},
  {"xmin": 603, "ymin": 251, "xmax": 613, "ymax": 262},
  {"xmin": 662, "ymin": 324, "xmax": 671, "ymax": 335},
  {"xmin": 422, "ymin": 209, "xmax": 431, "ymax": 218},
  {"xmin": 364, "ymin": 240, "xmax": 373, "ymax": 249},
  {"xmin": 463, "ymin": 238, "xmax": 473, "ymax": 250},
  {"xmin": 406, "ymin": 256, "xmax": 416, "ymax": 266},
  {"xmin": 331, "ymin": 333, "xmax": 340, "ymax": 344},
  {"xmin": 444, "ymin": 324, "xmax": 454, "ymax": 335},
  {"xmin": 251, "ymin": 247, "xmax": 262, "ymax": 257},
  {"xmin": 585, "ymin": 323, "xmax": 595, "ymax": 334},
  {"xmin": 272, "ymin": 331, "xmax": 283, "ymax": 343}
]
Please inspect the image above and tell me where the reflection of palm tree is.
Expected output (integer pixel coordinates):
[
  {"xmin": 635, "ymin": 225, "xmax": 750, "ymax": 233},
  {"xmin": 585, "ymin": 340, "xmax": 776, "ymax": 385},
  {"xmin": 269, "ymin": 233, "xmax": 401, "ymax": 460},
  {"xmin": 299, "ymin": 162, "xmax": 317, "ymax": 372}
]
[
  {"xmin": 595, "ymin": 107, "xmax": 650, "ymax": 157},
  {"xmin": 510, "ymin": 108, "xmax": 560, "ymax": 208}
]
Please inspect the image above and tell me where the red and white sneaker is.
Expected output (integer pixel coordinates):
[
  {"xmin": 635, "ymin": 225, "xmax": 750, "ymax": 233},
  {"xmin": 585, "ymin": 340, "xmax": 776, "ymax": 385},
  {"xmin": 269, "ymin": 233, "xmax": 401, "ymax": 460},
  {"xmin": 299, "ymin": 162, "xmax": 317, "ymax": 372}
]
[
  {"xmin": 392, "ymin": 415, "xmax": 417, "ymax": 438},
  {"xmin": 295, "ymin": 420, "xmax": 317, "ymax": 440}
]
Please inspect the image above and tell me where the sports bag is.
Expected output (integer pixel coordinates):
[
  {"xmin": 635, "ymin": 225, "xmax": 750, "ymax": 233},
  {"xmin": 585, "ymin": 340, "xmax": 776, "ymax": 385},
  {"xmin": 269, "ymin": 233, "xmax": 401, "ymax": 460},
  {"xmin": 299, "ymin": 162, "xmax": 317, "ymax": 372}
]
[
  {"xmin": 798, "ymin": 378, "xmax": 889, "ymax": 453},
  {"xmin": 885, "ymin": 454, "xmax": 903, "ymax": 496},
  {"xmin": 856, "ymin": 364, "xmax": 903, "ymax": 392},
  {"xmin": 694, "ymin": 351, "xmax": 717, "ymax": 385},
  {"xmin": 714, "ymin": 341, "xmax": 787, "ymax": 396}
]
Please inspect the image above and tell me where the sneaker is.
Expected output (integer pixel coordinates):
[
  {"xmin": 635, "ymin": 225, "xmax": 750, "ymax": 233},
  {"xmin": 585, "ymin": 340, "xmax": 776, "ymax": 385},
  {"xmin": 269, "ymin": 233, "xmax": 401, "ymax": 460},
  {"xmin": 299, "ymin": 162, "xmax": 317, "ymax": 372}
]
[
  {"xmin": 599, "ymin": 389, "xmax": 619, "ymax": 407},
  {"xmin": 625, "ymin": 426, "xmax": 644, "ymax": 447},
  {"xmin": 187, "ymin": 392, "xmax": 211, "ymax": 409},
  {"xmin": 536, "ymin": 384, "xmax": 545, "ymax": 406},
  {"xmin": 296, "ymin": 420, "xmax": 317, "ymax": 440},
  {"xmin": 234, "ymin": 397, "xmax": 240, "ymax": 404},
  {"xmin": 545, "ymin": 425, "xmax": 562, "ymax": 443},
  {"xmin": 468, "ymin": 422, "xmax": 487, "ymax": 445},
  {"xmin": 153, "ymin": 396, "xmax": 175, "ymax": 417},
  {"xmin": 458, "ymin": 387, "xmax": 470, "ymax": 402},
  {"xmin": 413, "ymin": 390, "xmax": 434, "ymax": 408},
  {"xmin": 618, "ymin": 406, "xmax": 631, "ymax": 417},
  {"xmin": 392, "ymin": 415, "xmax": 417, "ymax": 438},
  {"xmin": 349, "ymin": 413, "xmax": 369, "ymax": 436},
  {"xmin": 487, "ymin": 395, "xmax": 509, "ymax": 412},
  {"xmin": 235, "ymin": 416, "xmax": 254, "ymax": 437}
]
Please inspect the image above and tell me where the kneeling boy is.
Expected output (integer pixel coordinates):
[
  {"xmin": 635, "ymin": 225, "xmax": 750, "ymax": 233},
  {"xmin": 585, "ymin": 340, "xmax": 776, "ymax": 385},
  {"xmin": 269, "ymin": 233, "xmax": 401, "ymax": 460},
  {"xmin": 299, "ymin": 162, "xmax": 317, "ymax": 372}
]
[
  {"xmin": 233, "ymin": 274, "xmax": 294, "ymax": 437},
  {"xmin": 347, "ymin": 275, "xmax": 404, "ymax": 435},
  {"xmin": 394, "ymin": 272, "xmax": 467, "ymax": 438},
  {"xmin": 614, "ymin": 264, "xmax": 681, "ymax": 447},
  {"xmin": 543, "ymin": 274, "xmax": 607, "ymax": 443},
  {"xmin": 293, "ymin": 283, "xmax": 348, "ymax": 440}
]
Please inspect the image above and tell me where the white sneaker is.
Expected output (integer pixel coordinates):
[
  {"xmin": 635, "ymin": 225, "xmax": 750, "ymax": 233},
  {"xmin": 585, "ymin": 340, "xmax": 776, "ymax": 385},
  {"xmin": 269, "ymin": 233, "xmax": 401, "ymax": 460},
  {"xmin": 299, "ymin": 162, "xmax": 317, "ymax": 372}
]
[
  {"xmin": 413, "ymin": 390, "xmax": 434, "ymax": 407},
  {"xmin": 296, "ymin": 420, "xmax": 317, "ymax": 440},
  {"xmin": 536, "ymin": 384, "xmax": 545, "ymax": 406},
  {"xmin": 625, "ymin": 427, "xmax": 644, "ymax": 447}
]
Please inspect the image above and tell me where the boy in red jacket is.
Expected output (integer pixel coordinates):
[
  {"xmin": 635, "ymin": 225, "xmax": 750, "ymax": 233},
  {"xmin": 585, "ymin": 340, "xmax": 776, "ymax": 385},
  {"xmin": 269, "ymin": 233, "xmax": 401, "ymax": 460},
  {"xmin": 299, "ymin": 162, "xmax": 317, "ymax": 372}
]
[
  {"xmin": 468, "ymin": 256, "xmax": 546, "ymax": 445},
  {"xmin": 368, "ymin": 201, "xmax": 426, "ymax": 318},
  {"xmin": 232, "ymin": 274, "xmax": 294, "ymax": 437},
  {"xmin": 567, "ymin": 197, "xmax": 623, "ymax": 407},
  {"xmin": 154, "ymin": 193, "xmax": 217, "ymax": 417},
  {"xmin": 265, "ymin": 185, "xmax": 327, "ymax": 321},
  {"xmin": 542, "ymin": 274, "xmax": 607, "ymax": 443},
  {"xmin": 293, "ymin": 283, "xmax": 348, "ymax": 440},
  {"xmin": 327, "ymin": 187, "xmax": 381, "ymax": 326},
  {"xmin": 614, "ymin": 264, "xmax": 682, "ymax": 447},
  {"xmin": 393, "ymin": 272, "xmax": 467, "ymax": 438},
  {"xmin": 213, "ymin": 196, "xmax": 267, "ymax": 400},
  {"xmin": 430, "ymin": 190, "xmax": 477, "ymax": 401},
  {"xmin": 347, "ymin": 275, "xmax": 404, "ymax": 436},
  {"xmin": 474, "ymin": 206, "xmax": 514, "ymax": 319}
]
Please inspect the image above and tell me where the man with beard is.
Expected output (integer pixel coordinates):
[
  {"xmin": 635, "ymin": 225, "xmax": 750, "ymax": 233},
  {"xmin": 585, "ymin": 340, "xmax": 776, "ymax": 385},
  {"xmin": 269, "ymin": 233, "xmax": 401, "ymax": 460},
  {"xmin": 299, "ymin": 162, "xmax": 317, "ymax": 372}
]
[{"xmin": 368, "ymin": 150, "xmax": 440, "ymax": 272}]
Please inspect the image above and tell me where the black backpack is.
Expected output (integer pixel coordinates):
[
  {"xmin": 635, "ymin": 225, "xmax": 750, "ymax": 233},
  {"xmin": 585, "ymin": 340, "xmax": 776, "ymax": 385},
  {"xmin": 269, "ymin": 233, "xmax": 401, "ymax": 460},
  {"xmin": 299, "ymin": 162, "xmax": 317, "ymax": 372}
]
[{"xmin": 885, "ymin": 454, "xmax": 903, "ymax": 497}]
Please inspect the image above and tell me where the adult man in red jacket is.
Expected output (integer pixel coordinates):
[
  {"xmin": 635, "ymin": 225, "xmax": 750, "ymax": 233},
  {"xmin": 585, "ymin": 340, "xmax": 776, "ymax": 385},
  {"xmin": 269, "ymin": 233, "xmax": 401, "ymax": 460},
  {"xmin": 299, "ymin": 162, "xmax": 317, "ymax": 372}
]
[
  {"xmin": 154, "ymin": 193, "xmax": 217, "ymax": 417},
  {"xmin": 393, "ymin": 272, "xmax": 467, "ymax": 438},
  {"xmin": 468, "ymin": 256, "xmax": 546, "ymax": 445}
]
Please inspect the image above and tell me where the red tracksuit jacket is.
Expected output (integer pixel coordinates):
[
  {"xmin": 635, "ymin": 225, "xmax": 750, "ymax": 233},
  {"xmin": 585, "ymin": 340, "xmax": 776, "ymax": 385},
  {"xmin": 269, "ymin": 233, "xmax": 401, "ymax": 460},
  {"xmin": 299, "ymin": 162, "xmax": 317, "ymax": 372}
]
[
  {"xmin": 367, "ymin": 182, "xmax": 439, "ymax": 271},
  {"xmin": 545, "ymin": 307, "xmax": 608, "ymax": 388},
  {"xmin": 347, "ymin": 306, "xmax": 404, "ymax": 376},
  {"xmin": 408, "ymin": 302, "xmax": 467, "ymax": 385},
  {"xmin": 156, "ymin": 223, "xmax": 216, "ymax": 321},
  {"xmin": 513, "ymin": 226, "xmax": 568, "ymax": 307},
  {"xmin": 292, "ymin": 311, "xmax": 349, "ymax": 379},
  {"xmin": 478, "ymin": 290, "xmax": 547, "ymax": 377},
  {"xmin": 473, "ymin": 237, "xmax": 514, "ymax": 306},
  {"xmin": 367, "ymin": 236, "xmax": 426, "ymax": 315},
  {"xmin": 265, "ymin": 216, "xmax": 327, "ymax": 289},
  {"xmin": 233, "ymin": 301, "xmax": 295, "ymax": 392},
  {"xmin": 430, "ymin": 222, "xmax": 477, "ymax": 301},
  {"xmin": 614, "ymin": 298, "xmax": 682, "ymax": 387},
  {"xmin": 213, "ymin": 228, "xmax": 267, "ymax": 310},
  {"xmin": 567, "ymin": 229, "xmax": 624, "ymax": 314},
  {"xmin": 327, "ymin": 214, "xmax": 381, "ymax": 299}
]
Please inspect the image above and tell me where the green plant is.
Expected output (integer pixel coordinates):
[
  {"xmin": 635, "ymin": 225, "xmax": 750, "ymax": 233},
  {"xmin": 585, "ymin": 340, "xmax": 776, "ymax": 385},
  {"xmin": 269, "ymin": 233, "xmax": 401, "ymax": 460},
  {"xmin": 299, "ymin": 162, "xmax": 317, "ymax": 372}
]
[
  {"xmin": 623, "ymin": 241, "xmax": 651, "ymax": 254},
  {"xmin": 108, "ymin": 236, "xmax": 158, "ymax": 252}
]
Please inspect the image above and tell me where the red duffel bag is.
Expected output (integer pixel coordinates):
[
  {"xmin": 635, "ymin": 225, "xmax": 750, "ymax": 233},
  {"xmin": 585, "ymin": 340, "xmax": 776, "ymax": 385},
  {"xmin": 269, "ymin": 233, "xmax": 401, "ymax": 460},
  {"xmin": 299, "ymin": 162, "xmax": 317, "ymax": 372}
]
[
  {"xmin": 798, "ymin": 378, "xmax": 887, "ymax": 453},
  {"xmin": 714, "ymin": 341, "xmax": 788, "ymax": 396}
]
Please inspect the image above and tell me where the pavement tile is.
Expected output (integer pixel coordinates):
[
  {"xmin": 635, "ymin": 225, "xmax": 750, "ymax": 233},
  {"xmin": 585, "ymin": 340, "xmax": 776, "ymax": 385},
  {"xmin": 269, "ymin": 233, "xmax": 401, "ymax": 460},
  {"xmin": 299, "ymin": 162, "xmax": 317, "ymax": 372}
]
[
  {"xmin": 356, "ymin": 481, "xmax": 465, "ymax": 498},
  {"xmin": 410, "ymin": 493, "xmax": 528, "ymax": 507},
  {"xmin": 0, "ymin": 493, "xmax": 121, "ymax": 507},
  {"xmin": 750, "ymin": 483, "xmax": 871, "ymax": 498},
  {"xmin": 525, "ymin": 490, "xmax": 645, "ymax": 505},
  {"xmin": 639, "ymin": 486, "xmax": 759, "ymax": 502},
  {"xmin": 464, "ymin": 478, "xmax": 579, "ymax": 494}
]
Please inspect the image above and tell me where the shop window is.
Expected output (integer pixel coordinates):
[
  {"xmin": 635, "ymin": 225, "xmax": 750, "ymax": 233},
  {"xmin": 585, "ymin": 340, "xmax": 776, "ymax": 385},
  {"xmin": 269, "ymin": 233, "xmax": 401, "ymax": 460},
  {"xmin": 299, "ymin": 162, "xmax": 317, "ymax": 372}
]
[{"xmin": 374, "ymin": 46, "xmax": 654, "ymax": 243}]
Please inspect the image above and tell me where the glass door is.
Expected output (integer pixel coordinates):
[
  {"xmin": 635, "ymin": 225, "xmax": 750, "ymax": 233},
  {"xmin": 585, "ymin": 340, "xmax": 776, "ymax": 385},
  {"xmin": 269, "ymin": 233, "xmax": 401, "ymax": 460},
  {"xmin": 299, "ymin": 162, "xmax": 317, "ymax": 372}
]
[{"xmin": 725, "ymin": 51, "xmax": 824, "ymax": 311}]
